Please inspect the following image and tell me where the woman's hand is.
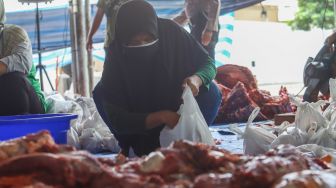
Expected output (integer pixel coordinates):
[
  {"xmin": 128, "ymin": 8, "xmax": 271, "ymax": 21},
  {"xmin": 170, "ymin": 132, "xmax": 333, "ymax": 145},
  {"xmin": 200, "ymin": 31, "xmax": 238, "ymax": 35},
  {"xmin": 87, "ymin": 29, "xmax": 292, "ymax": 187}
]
[
  {"xmin": 146, "ymin": 110, "xmax": 180, "ymax": 129},
  {"xmin": 161, "ymin": 111, "xmax": 180, "ymax": 129},
  {"xmin": 201, "ymin": 30, "xmax": 213, "ymax": 46},
  {"xmin": 0, "ymin": 62, "xmax": 7, "ymax": 76},
  {"xmin": 182, "ymin": 75, "xmax": 203, "ymax": 96}
]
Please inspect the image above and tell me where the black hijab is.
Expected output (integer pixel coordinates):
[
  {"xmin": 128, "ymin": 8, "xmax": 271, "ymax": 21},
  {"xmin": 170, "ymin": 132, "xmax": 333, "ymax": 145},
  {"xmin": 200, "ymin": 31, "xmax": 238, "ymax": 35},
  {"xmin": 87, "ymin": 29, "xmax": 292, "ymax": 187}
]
[{"xmin": 101, "ymin": 0, "xmax": 210, "ymax": 155}]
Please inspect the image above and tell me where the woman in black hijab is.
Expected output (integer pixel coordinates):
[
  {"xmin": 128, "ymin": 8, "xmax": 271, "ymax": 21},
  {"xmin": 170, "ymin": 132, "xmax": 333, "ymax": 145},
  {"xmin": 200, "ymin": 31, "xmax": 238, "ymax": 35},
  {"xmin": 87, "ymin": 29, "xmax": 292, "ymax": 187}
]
[{"xmin": 93, "ymin": 0, "xmax": 221, "ymax": 156}]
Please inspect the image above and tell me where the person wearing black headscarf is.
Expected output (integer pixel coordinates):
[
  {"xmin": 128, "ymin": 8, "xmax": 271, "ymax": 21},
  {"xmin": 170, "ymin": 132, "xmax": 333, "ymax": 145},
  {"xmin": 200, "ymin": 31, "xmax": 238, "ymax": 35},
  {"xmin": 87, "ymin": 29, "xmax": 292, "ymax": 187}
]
[{"xmin": 93, "ymin": 0, "xmax": 221, "ymax": 156}]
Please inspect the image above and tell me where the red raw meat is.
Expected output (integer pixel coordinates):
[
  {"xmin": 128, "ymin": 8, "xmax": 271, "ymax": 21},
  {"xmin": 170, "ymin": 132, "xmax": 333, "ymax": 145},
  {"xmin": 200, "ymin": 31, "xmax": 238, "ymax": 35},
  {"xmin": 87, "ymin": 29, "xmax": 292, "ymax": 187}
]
[
  {"xmin": 215, "ymin": 82, "xmax": 231, "ymax": 101},
  {"xmin": 218, "ymin": 82, "xmax": 267, "ymax": 123},
  {"xmin": 260, "ymin": 86, "xmax": 292, "ymax": 119},
  {"xmin": 0, "ymin": 132, "xmax": 331, "ymax": 188},
  {"xmin": 216, "ymin": 64, "xmax": 257, "ymax": 91},
  {"xmin": 216, "ymin": 82, "xmax": 293, "ymax": 123},
  {"xmin": 248, "ymin": 89, "xmax": 272, "ymax": 106}
]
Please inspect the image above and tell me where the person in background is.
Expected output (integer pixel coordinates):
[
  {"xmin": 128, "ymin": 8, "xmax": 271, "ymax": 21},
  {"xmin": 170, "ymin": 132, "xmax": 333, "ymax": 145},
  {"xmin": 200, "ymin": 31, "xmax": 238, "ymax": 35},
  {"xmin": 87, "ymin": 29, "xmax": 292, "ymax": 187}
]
[
  {"xmin": 93, "ymin": 0, "xmax": 221, "ymax": 156},
  {"xmin": 173, "ymin": 0, "xmax": 221, "ymax": 59},
  {"xmin": 0, "ymin": 0, "xmax": 46, "ymax": 115},
  {"xmin": 86, "ymin": 0, "xmax": 129, "ymax": 52}
]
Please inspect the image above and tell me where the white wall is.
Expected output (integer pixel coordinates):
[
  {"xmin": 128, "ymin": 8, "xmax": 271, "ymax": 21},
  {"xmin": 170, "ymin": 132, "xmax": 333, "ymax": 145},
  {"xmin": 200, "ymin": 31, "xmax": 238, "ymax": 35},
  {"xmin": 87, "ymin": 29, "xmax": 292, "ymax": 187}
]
[{"xmin": 228, "ymin": 20, "xmax": 332, "ymax": 94}]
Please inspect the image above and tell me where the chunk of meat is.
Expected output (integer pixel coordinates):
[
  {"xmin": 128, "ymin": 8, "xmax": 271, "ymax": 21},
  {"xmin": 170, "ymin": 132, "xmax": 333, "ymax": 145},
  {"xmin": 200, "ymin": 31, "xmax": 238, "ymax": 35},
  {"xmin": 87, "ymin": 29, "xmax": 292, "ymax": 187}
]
[
  {"xmin": 216, "ymin": 64, "xmax": 257, "ymax": 90},
  {"xmin": 221, "ymin": 82, "xmax": 267, "ymax": 123},
  {"xmin": 248, "ymin": 89, "xmax": 273, "ymax": 106},
  {"xmin": 272, "ymin": 170, "xmax": 336, "ymax": 188},
  {"xmin": 215, "ymin": 82, "xmax": 232, "ymax": 101},
  {"xmin": 194, "ymin": 173, "xmax": 237, "ymax": 188},
  {"xmin": 0, "ymin": 151, "xmax": 107, "ymax": 187},
  {"xmin": 0, "ymin": 134, "xmax": 331, "ymax": 188},
  {"xmin": 0, "ymin": 131, "xmax": 74, "ymax": 162}
]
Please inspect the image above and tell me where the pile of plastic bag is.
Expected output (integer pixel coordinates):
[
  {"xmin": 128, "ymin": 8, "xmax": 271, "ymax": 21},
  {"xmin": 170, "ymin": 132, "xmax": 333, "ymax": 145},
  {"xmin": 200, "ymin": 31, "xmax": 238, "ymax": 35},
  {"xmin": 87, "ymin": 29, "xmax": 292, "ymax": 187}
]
[
  {"xmin": 46, "ymin": 94, "xmax": 120, "ymax": 153},
  {"xmin": 230, "ymin": 78, "xmax": 336, "ymax": 156}
]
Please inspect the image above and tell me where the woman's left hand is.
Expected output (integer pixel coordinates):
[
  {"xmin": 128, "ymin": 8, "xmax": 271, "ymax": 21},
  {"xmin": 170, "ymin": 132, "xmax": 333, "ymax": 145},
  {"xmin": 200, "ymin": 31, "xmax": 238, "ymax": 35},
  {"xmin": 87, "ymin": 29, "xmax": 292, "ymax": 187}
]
[
  {"xmin": 201, "ymin": 30, "xmax": 213, "ymax": 46},
  {"xmin": 182, "ymin": 75, "xmax": 203, "ymax": 96}
]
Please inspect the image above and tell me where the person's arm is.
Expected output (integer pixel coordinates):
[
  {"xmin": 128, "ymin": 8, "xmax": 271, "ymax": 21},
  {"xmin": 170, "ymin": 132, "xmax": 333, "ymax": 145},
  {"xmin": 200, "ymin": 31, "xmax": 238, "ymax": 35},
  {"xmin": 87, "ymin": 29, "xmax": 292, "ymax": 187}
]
[
  {"xmin": 86, "ymin": 7, "xmax": 105, "ymax": 51},
  {"xmin": 173, "ymin": 10, "xmax": 188, "ymax": 26},
  {"xmin": 104, "ymin": 103, "xmax": 179, "ymax": 134},
  {"xmin": 183, "ymin": 57, "xmax": 216, "ymax": 96},
  {"xmin": 202, "ymin": 0, "xmax": 221, "ymax": 46},
  {"xmin": 0, "ymin": 63, "xmax": 6, "ymax": 75},
  {"xmin": 146, "ymin": 111, "xmax": 180, "ymax": 129},
  {"xmin": 0, "ymin": 26, "xmax": 32, "ymax": 76},
  {"xmin": 325, "ymin": 31, "xmax": 336, "ymax": 47}
]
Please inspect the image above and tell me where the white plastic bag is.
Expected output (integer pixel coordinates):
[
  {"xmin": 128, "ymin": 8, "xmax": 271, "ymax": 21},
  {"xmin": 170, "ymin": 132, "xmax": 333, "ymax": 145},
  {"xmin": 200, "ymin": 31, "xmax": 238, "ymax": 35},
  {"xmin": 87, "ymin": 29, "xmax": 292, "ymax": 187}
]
[
  {"xmin": 79, "ymin": 128, "xmax": 103, "ymax": 153},
  {"xmin": 67, "ymin": 127, "xmax": 80, "ymax": 149},
  {"xmin": 159, "ymin": 86, "xmax": 215, "ymax": 147},
  {"xmin": 297, "ymin": 144, "xmax": 336, "ymax": 166},
  {"xmin": 77, "ymin": 110, "xmax": 120, "ymax": 153},
  {"xmin": 271, "ymin": 126, "xmax": 309, "ymax": 148},
  {"xmin": 324, "ymin": 78, "xmax": 336, "ymax": 121},
  {"xmin": 290, "ymin": 95, "xmax": 327, "ymax": 132},
  {"xmin": 308, "ymin": 115, "xmax": 336, "ymax": 148},
  {"xmin": 230, "ymin": 107, "xmax": 277, "ymax": 155}
]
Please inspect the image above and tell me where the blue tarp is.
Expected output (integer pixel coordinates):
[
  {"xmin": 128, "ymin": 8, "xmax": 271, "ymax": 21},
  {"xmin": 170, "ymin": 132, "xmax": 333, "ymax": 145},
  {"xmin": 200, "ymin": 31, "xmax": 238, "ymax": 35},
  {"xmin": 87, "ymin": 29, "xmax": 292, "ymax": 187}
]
[{"xmin": 6, "ymin": 0, "xmax": 264, "ymax": 52}]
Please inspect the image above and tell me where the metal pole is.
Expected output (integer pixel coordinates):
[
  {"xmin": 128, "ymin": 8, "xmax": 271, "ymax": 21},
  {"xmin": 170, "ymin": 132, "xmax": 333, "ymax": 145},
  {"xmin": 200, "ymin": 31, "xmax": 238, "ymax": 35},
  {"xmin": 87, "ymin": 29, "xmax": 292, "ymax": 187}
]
[
  {"xmin": 36, "ymin": 2, "xmax": 44, "ymax": 91},
  {"xmin": 76, "ymin": 0, "xmax": 90, "ymax": 97},
  {"xmin": 34, "ymin": 2, "xmax": 55, "ymax": 91},
  {"xmin": 69, "ymin": 0, "xmax": 90, "ymax": 97},
  {"xmin": 85, "ymin": 0, "xmax": 94, "ymax": 95},
  {"xmin": 69, "ymin": 0, "xmax": 79, "ymax": 94}
]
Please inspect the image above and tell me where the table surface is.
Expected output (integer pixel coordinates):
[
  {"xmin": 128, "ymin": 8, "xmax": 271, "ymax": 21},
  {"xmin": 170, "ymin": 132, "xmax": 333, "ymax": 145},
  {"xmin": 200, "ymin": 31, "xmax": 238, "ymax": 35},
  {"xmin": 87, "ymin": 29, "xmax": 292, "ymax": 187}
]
[{"xmin": 95, "ymin": 121, "xmax": 273, "ymax": 158}]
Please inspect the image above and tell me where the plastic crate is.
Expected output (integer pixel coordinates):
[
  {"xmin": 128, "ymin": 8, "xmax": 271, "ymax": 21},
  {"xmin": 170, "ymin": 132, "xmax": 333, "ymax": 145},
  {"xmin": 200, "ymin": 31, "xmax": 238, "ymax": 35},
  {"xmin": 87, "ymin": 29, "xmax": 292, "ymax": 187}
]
[{"xmin": 0, "ymin": 113, "xmax": 77, "ymax": 144}]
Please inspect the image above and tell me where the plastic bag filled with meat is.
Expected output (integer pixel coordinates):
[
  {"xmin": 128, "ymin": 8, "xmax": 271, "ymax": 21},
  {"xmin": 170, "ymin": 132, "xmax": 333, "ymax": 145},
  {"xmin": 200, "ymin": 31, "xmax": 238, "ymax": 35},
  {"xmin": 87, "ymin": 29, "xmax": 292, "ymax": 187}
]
[
  {"xmin": 230, "ymin": 107, "xmax": 276, "ymax": 155},
  {"xmin": 79, "ymin": 111, "xmax": 120, "ymax": 153},
  {"xmin": 290, "ymin": 96, "xmax": 328, "ymax": 132},
  {"xmin": 323, "ymin": 78, "xmax": 336, "ymax": 121},
  {"xmin": 271, "ymin": 126, "xmax": 310, "ymax": 148},
  {"xmin": 67, "ymin": 127, "xmax": 80, "ymax": 149},
  {"xmin": 160, "ymin": 86, "xmax": 215, "ymax": 147},
  {"xmin": 297, "ymin": 144, "xmax": 336, "ymax": 166},
  {"xmin": 307, "ymin": 116, "xmax": 336, "ymax": 148}
]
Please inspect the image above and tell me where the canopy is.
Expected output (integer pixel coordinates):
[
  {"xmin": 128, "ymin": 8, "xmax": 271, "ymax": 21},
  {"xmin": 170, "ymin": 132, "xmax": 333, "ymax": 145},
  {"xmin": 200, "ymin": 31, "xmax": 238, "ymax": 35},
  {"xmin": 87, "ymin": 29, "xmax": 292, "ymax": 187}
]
[{"xmin": 6, "ymin": 0, "xmax": 264, "ymax": 52}]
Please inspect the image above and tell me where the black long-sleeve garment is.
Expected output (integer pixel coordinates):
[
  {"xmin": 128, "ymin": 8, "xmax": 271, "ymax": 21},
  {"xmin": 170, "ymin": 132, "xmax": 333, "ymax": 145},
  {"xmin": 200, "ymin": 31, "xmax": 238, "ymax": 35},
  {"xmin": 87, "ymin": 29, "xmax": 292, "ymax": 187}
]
[{"xmin": 99, "ymin": 0, "xmax": 213, "ymax": 155}]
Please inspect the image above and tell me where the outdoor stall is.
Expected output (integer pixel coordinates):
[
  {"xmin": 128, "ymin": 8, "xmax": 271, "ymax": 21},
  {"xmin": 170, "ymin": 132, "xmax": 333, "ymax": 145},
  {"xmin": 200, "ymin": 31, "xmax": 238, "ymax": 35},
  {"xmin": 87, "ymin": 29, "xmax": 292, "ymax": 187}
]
[{"xmin": 1, "ymin": 0, "xmax": 336, "ymax": 187}]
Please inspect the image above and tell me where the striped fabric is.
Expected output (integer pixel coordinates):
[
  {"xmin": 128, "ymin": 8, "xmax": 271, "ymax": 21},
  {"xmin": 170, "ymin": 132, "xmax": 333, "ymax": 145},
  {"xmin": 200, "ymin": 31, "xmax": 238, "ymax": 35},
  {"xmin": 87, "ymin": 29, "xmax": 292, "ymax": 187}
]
[
  {"xmin": 216, "ymin": 12, "xmax": 235, "ymax": 67},
  {"xmin": 5, "ymin": 0, "xmax": 263, "ymax": 69}
]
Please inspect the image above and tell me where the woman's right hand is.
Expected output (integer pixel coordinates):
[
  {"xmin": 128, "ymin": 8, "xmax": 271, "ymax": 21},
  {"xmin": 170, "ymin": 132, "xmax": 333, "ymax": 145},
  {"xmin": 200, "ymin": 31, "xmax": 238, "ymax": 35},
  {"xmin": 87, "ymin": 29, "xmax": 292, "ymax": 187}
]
[
  {"xmin": 146, "ymin": 110, "xmax": 180, "ymax": 130},
  {"xmin": 160, "ymin": 111, "xmax": 180, "ymax": 129}
]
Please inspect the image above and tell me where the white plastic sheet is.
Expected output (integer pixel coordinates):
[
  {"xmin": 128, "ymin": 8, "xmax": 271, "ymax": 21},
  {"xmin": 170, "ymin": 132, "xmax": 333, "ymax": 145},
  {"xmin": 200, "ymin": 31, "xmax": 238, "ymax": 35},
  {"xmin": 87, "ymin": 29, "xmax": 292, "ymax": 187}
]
[{"xmin": 160, "ymin": 86, "xmax": 215, "ymax": 147}]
